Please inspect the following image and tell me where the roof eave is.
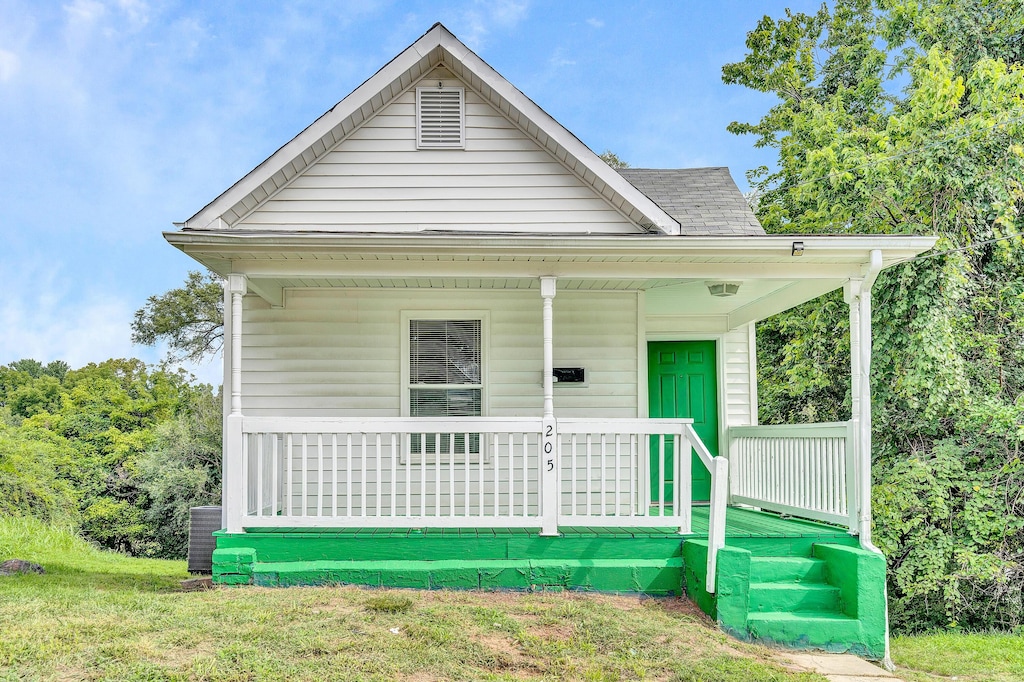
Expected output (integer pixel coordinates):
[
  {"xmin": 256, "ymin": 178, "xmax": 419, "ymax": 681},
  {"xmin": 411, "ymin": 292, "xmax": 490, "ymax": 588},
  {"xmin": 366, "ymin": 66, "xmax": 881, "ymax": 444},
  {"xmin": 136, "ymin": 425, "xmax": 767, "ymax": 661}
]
[{"xmin": 164, "ymin": 229, "xmax": 937, "ymax": 265}]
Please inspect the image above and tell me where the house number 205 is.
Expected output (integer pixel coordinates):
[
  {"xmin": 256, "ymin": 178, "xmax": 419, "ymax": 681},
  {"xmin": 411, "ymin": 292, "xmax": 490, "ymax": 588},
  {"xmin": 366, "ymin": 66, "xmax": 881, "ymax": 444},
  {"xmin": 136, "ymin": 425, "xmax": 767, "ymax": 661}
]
[{"xmin": 543, "ymin": 424, "xmax": 554, "ymax": 471}]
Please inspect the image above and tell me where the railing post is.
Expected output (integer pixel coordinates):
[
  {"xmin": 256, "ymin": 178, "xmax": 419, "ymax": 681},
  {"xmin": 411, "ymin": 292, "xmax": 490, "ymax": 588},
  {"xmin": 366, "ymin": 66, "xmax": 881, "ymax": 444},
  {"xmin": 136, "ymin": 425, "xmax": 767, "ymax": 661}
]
[
  {"xmin": 541, "ymin": 417, "xmax": 558, "ymax": 535},
  {"xmin": 677, "ymin": 426, "xmax": 692, "ymax": 534},
  {"xmin": 846, "ymin": 419, "xmax": 859, "ymax": 534},
  {"xmin": 225, "ymin": 414, "xmax": 245, "ymax": 532},
  {"xmin": 706, "ymin": 456, "xmax": 728, "ymax": 594}
]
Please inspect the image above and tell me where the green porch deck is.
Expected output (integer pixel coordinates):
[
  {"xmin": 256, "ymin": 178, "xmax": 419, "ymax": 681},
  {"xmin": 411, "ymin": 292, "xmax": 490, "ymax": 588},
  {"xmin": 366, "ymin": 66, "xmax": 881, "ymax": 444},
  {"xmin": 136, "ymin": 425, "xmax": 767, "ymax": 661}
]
[
  {"xmin": 212, "ymin": 507, "xmax": 860, "ymax": 592},
  {"xmin": 232, "ymin": 506, "xmax": 854, "ymax": 542}
]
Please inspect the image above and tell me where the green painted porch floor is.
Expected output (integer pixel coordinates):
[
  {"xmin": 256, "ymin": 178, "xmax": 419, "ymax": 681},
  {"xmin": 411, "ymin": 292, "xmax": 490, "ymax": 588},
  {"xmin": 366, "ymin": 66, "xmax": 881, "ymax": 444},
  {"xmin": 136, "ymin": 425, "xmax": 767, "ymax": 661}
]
[{"xmin": 240, "ymin": 506, "xmax": 852, "ymax": 541}]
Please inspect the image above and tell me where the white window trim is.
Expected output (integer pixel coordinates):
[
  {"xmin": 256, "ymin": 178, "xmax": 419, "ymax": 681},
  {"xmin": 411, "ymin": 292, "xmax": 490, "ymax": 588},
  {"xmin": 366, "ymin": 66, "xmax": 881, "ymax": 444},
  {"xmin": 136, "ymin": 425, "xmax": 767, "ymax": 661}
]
[
  {"xmin": 400, "ymin": 311, "xmax": 489, "ymax": 463},
  {"xmin": 415, "ymin": 86, "xmax": 465, "ymax": 149}
]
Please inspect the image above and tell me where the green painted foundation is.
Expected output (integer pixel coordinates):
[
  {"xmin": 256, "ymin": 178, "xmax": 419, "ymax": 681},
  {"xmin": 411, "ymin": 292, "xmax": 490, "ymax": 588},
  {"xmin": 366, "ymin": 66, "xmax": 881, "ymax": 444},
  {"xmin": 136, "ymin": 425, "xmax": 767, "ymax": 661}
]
[{"xmin": 211, "ymin": 507, "xmax": 885, "ymax": 658}]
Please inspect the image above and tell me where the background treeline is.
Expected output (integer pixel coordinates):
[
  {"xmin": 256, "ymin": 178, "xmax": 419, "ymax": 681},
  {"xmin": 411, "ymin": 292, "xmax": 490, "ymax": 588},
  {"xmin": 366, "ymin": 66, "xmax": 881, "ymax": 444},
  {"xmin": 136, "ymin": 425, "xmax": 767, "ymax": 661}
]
[
  {"xmin": 727, "ymin": 0, "xmax": 1024, "ymax": 632},
  {"xmin": 0, "ymin": 358, "xmax": 220, "ymax": 558}
]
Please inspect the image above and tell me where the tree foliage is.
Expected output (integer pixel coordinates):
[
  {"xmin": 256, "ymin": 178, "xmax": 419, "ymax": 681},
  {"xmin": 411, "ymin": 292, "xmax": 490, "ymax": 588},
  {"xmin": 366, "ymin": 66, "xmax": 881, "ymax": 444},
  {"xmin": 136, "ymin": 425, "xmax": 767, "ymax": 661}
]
[
  {"xmin": 725, "ymin": 0, "xmax": 1024, "ymax": 631},
  {"xmin": 131, "ymin": 270, "xmax": 224, "ymax": 364},
  {"xmin": 0, "ymin": 358, "xmax": 221, "ymax": 557},
  {"xmin": 599, "ymin": 150, "xmax": 630, "ymax": 168}
]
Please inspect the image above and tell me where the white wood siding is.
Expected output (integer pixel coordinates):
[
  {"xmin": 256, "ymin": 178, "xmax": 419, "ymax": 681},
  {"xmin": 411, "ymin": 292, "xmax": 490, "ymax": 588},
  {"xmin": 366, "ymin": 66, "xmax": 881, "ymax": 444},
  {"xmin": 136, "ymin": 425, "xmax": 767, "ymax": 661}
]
[
  {"xmin": 721, "ymin": 326, "xmax": 756, "ymax": 429},
  {"xmin": 234, "ymin": 69, "xmax": 639, "ymax": 234},
  {"xmin": 240, "ymin": 289, "xmax": 638, "ymax": 418}
]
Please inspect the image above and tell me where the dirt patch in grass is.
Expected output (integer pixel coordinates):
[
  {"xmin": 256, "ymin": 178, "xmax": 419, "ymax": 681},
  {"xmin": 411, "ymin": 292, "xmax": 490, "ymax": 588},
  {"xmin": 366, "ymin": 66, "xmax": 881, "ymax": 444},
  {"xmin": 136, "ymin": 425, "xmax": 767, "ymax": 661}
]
[
  {"xmin": 526, "ymin": 620, "xmax": 575, "ymax": 641},
  {"xmin": 474, "ymin": 631, "xmax": 545, "ymax": 678},
  {"xmin": 657, "ymin": 595, "xmax": 716, "ymax": 622}
]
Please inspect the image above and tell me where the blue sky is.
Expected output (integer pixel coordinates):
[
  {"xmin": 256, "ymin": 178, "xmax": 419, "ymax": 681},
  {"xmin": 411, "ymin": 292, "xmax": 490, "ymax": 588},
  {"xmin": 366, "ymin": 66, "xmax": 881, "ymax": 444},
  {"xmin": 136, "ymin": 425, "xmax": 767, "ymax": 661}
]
[{"xmin": 0, "ymin": 0, "xmax": 819, "ymax": 384}]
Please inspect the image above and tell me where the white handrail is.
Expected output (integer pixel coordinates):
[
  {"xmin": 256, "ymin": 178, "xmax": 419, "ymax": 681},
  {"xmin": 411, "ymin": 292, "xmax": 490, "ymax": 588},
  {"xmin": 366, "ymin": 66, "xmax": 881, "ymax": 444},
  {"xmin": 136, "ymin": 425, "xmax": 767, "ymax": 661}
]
[{"xmin": 684, "ymin": 423, "xmax": 727, "ymax": 593}]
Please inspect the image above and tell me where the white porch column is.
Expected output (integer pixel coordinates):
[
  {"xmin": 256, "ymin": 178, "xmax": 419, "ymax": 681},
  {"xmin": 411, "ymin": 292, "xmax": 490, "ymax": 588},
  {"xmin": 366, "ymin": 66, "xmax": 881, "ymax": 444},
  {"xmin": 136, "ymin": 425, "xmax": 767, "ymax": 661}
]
[
  {"xmin": 857, "ymin": 277, "xmax": 875, "ymax": 544},
  {"xmin": 849, "ymin": 251, "xmax": 892, "ymax": 669},
  {"xmin": 224, "ymin": 274, "xmax": 247, "ymax": 533},
  {"xmin": 844, "ymin": 278, "xmax": 866, "ymax": 539},
  {"xmin": 539, "ymin": 276, "xmax": 559, "ymax": 536},
  {"xmin": 844, "ymin": 249, "xmax": 882, "ymax": 547}
]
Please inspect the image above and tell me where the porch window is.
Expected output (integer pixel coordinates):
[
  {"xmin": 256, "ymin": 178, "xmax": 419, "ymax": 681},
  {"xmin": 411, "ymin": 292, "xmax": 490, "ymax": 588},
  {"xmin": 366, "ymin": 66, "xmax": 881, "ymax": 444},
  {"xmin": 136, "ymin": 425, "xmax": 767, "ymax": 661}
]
[{"xmin": 408, "ymin": 318, "xmax": 482, "ymax": 455}]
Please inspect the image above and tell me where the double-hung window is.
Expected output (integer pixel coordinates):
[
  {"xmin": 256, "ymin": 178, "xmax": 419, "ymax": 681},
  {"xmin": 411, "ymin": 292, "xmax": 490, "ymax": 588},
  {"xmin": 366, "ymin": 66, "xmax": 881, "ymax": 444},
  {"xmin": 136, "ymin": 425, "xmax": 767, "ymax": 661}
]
[{"xmin": 406, "ymin": 316, "xmax": 484, "ymax": 456}]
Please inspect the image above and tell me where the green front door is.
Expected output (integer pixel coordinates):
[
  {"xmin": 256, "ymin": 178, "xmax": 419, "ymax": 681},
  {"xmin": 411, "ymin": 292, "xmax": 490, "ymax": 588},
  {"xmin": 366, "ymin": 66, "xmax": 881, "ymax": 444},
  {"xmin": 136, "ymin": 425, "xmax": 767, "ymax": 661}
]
[{"xmin": 647, "ymin": 340, "xmax": 718, "ymax": 503}]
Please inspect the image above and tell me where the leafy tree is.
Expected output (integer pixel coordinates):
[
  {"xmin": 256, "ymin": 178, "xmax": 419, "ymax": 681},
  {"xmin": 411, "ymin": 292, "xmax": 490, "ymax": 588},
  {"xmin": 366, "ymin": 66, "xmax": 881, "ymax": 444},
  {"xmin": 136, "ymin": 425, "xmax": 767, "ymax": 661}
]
[
  {"xmin": 7, "ymin": 359, "xmax": 70, "ymax": 380},
  {"xmin": 599, "ymin": 150, "xmax": 630, "ymax": 168},
  {"xmin": 1, "ymin": 357, "xmax": 222, "ymax": 557},
  {"xmin": 725, "ymin": 0, "xmax": 1024, "ymax": 631},
  {"xmin": 131, "ymin": 270, "xmax": 224, "ymax": 364},
  {"xmin": 0, "ymin": 424, "xmax": 77, "ymax": 523},
  {"xmin": 137, "ymin": 385, "xmax": 222, "ymax": 558}
]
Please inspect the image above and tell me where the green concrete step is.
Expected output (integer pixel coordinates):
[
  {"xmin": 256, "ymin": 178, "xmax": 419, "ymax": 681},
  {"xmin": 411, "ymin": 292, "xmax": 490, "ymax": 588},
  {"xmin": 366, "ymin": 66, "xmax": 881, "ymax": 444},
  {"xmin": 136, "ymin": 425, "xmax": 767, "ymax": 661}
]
[
  {"xmin": 747, "ymin": 582, "xmax": 842, "ymax": 613},
  {"xmin": 746, "ymin": 611, "xmax": 864, "ymax": 651},
  {"xmin": 246, "ymin": 557, "xmax": 684, "ymax": 594},
  {"xmin": 749, "ymin": 556, "xmax": 827, "ymax": 583}
]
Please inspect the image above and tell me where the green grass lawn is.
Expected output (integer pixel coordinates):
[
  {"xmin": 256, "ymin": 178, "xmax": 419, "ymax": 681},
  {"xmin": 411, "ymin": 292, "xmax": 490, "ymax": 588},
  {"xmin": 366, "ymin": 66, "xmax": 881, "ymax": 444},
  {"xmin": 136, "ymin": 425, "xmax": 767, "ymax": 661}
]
[
  {"xmin": 0, "ymin": 517, "xmax": 1019, "ymax": 682},
  {"xmin": 892, "ymin": 631, "xmax": 1024, "ymax": 682}
]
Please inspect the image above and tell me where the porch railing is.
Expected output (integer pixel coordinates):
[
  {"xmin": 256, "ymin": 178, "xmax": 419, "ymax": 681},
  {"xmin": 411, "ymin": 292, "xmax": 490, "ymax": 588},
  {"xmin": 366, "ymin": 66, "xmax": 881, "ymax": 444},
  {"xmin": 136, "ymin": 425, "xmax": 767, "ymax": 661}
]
[
  {"xmin": 239, "ymin": 417, "xmax": 544, "ymax": 528},
  {"xmin": 728, "ymin": 421, "xmax": 857, "ymax": 532},
  {"xmin": 228, "ymin": 415, "xmax": 730, "ymax": 592}
]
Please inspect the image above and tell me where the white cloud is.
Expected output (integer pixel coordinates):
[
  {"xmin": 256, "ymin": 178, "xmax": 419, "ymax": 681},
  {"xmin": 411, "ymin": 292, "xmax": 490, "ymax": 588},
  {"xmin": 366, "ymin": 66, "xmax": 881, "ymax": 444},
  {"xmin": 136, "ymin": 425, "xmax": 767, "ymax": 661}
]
[
  {"xmin": 455, "ymin": 0, "xmax": 530, "ymax": 49},
  {"xmin": 63, "ymin": 0, "xmax": 106, "ymax": 26},
  {"xmin": 586, "ymin": 17, "xmax": 604, "ymax": 29},
  {"xmin": 0, "ymin": 263, "xmax": 142, "ymax": 369},
  {"xmin": 0, "ymin": 48, "xmax": 19, "ymax": 81},
  {"xmin": 115, "ymin": 0, "xmax": 150, "ymax": 30},
  {"xmin": 489, "ymin": 0, "xmax": 529, "ymax": 28},
  {"xmin": 548, "ymin": 47, "xmax": 575, "ymax": 68}
]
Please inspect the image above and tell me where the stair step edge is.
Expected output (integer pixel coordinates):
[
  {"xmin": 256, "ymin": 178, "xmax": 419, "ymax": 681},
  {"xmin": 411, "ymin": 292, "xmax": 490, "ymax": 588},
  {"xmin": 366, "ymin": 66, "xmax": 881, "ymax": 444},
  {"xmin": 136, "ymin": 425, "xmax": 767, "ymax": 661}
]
[
  {"xmin": 747, "ymin": 611, "xmax": 858, "ymax": 622},
  {"xmin": 749, "ymin": 582, "xmax": 838, "ymax": 591}
]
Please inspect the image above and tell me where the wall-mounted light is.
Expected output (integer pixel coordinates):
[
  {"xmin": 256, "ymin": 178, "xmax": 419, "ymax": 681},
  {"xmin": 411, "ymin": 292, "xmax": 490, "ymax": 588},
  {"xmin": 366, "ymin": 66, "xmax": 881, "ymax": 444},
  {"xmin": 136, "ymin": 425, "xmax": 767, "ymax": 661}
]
[
  {"xmin": 706, "ymin": 281, "xmax": 741, "ymax": 297},
  {"xmin": 792, "ymin": 241, "xmax": 805, "ymax": 256}
]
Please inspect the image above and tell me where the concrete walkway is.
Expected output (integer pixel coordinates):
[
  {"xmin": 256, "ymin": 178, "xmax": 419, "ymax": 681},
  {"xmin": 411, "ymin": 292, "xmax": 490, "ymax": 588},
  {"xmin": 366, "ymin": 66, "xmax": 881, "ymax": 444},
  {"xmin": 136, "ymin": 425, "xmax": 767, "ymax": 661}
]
[{"xmin": 783, "ymin": 653, "xmax": 905, "ymax": 682}]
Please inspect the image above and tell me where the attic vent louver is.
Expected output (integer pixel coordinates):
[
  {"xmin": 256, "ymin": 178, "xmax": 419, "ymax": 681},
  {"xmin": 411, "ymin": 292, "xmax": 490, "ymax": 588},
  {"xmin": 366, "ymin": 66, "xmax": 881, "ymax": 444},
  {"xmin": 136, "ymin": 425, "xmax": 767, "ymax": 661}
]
[{"xmin": 417, "ymin": 87, "xmax": 464, "ymax": 149}]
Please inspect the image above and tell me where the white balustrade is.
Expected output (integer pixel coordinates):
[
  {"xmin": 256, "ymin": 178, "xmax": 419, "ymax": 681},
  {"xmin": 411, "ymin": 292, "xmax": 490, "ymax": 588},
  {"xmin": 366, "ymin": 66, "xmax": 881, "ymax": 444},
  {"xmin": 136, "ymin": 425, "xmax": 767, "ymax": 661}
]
[
  {"xmin": 241, "ymin": 417, "xmax": 543, "ymax": 529},
  {"xmin": 729, "ymin": 422, "xmax": 857, "ymax": 531},
  {"xmin": 556, "ymin": 418, "xmax": 693, "ymax": 532}
]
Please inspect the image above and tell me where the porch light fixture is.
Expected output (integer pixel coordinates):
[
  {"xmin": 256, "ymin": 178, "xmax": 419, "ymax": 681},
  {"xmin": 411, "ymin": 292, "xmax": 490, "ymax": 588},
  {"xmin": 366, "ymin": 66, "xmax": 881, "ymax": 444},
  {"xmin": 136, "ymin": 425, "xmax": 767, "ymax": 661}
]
[
  {"xmin": 791, "ymin": 241, "xmax": 805, "ymax": 256},
  {"xmin": 706, "ymin": 281, "xmax": 741, "ymax": 297}
]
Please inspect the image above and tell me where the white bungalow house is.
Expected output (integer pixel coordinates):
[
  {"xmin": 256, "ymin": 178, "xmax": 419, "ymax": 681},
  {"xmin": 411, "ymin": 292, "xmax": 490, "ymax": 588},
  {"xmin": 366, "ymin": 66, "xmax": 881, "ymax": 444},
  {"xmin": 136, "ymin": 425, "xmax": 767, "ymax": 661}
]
[{"xmin": 165, "ymin": 24, "xmax": 935, "ymax": 659}]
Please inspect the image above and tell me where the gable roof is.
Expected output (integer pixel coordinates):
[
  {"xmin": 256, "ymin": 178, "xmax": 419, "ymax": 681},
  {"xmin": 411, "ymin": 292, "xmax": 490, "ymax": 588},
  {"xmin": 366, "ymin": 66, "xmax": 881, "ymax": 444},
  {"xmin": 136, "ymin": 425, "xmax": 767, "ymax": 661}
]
[
  {"xmin": 617, "ymin": 168, "xmax": 764, "ymax": 236},
  {"xmin": 181, "ymin": 23, "xmax": 682, "ymax": 235}
]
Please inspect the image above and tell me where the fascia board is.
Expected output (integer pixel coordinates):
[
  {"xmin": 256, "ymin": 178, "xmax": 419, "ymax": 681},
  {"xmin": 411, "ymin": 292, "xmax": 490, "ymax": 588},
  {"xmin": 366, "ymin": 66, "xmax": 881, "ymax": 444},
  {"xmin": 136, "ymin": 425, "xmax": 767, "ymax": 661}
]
[
  {"xmin": 439, "ymin": 30, "xmax": 680, "ymax": 235},
  {"xmin": 183, "ymin": 26, "xmax": 446, "ymax": 230},
  {"xmin": 164, "ymin": 231, "xmax": 937, "ymax": 262}
]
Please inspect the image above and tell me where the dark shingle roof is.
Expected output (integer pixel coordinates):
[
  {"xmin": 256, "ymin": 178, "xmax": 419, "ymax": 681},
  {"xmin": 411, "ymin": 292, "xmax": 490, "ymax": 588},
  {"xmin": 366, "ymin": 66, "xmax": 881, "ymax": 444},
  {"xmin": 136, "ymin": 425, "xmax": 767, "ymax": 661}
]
[{"xmin": 616, "ymin": 167, "xmax": 764, "ymax": 236}]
